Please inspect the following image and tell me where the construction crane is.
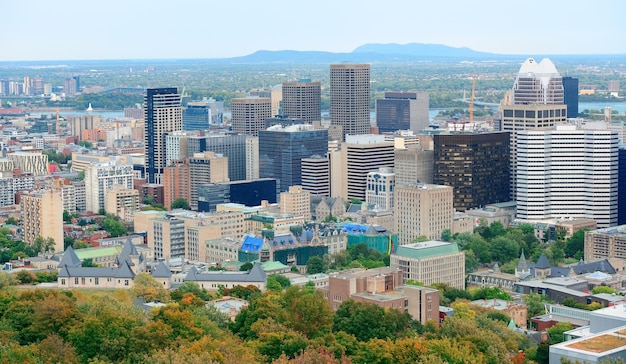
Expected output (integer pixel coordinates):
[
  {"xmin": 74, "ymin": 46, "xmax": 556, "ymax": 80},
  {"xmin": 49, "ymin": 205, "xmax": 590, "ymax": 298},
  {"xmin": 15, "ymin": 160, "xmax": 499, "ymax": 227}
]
[{"xmin": 469, "ymin": 72, "xmax": 477, "ymax": 124}]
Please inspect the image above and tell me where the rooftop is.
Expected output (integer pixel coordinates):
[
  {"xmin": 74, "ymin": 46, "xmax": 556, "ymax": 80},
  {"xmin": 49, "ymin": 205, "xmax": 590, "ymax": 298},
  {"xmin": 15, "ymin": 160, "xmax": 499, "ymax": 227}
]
[{"xmin": 394, "ymin": 241, "xmax": 460, "ymax": 259}]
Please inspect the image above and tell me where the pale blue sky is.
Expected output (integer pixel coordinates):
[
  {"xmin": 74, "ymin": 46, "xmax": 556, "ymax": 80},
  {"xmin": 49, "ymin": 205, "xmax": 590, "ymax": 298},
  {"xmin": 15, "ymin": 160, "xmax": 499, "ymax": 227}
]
[{"xmin": 2, "ymin": 0, "xmax": 625, "ymax": 61}]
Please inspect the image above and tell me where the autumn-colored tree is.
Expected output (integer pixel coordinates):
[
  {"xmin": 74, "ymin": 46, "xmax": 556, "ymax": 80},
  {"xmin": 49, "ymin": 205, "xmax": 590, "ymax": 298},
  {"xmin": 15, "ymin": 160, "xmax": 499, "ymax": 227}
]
[
  {"xmin": 282, "ymin": 286, "xmax": 333, "ymax": 339},
  {"xmin": 151, "ymin": 304, "xmax": 204, "ymax": 342},
  {"xmin": 130, "ymin": 272, "xmax": 170, "ymax": 303},
  {"xmin": 127, "ymin": 320, "xmax": 175, "ymax": 360},
  {"xmin": 273, "ymin": 346, "xmax": 352, "ymax": 364},
  {"xmin": 333, "ymin": 300, "xmax": 413, "ymax": 342},
  {"xmin": 36, "ymin": 334, "xmax": 80, "ymax": 364}
]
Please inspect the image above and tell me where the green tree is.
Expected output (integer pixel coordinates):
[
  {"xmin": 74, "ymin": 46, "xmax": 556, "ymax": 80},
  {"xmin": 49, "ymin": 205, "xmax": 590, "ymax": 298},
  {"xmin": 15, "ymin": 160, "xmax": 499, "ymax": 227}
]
[
  {"xmin": 239, "ymin": 262, "xmax": 253, "ymax": 271},
  {"xmin": 100, "ymin": 214, "xmax": 127, "ymax": 237},
  {"xmin": 333, "ymin": 300, "xmax": 412, "ymax": 342},
  {"xmin": 171, "ymin": 198, "xmax": 191, "ymax": 210},
  {"xmin": 305, "ymin": 256, "xmax": 326, "ymax": 274},
  {"xmin": 547, "ymin": 322, "xmax": 574, "ymax": 344},
  {"xmin": 5, "ymin": 216, "xmax": 18, "ymax": 225},
  {"xmin": 130, "ymin": 273, "xmax": 170, "ymax": 303},
  {"xmin": 441, "ymin": 229, "xmax": 453, "ymax": 242},
  {"xmin": 78, "ymin": 140, "xmax": 93, "ymax": 148},
  {"xmin": 281, "ymin": 286, "xmax": 333, "ymax": 339},
  {"xmin": 565, "ymin": 229, "xmax": 588, "ymax": 259},
  {"xmin": 268, "ymin": 274, "xmax": 291, "ymax": 289},
  {"xmin": 592, "ymin": 286, "xmax": 618, "ymax": 295}
]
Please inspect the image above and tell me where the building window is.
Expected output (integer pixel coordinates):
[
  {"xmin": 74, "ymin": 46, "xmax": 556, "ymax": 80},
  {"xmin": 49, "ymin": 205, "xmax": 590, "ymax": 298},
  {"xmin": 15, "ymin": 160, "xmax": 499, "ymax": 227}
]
[{"xmin": 124, "ymin": 280, "xmax": 129, "ymax": 286}]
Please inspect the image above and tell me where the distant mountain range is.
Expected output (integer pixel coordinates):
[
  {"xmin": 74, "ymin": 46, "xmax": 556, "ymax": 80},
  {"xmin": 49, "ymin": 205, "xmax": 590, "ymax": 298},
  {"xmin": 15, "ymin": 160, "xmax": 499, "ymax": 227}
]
[{"xmin": 226, "ymin": 43, "xmax": 502, "ymax": 63}]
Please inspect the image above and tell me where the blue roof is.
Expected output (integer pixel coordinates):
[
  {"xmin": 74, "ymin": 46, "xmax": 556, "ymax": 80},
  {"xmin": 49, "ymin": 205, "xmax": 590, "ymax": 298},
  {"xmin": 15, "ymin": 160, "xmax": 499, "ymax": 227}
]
[
  {"xmin": 240, "ymin": 236, "xmax": 264, "ymax": 253},
  {"xmin": 342, "ymin": 223, "xmax": 369, "ymax": 234}
]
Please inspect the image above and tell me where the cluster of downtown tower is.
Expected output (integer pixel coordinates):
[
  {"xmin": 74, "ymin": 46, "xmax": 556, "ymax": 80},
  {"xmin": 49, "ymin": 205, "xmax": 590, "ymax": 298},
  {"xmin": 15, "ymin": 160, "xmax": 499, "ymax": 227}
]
[{"xmin": 143, "ymin": 59, "xmax": 621, "ymax": 240}]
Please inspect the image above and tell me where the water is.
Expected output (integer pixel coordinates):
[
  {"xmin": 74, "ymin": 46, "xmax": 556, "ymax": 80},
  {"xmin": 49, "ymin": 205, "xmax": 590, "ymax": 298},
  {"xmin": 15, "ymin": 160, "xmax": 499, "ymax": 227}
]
[{"xmin": 579, "ymin": 102, "xmax": 626, "ymax": 114}]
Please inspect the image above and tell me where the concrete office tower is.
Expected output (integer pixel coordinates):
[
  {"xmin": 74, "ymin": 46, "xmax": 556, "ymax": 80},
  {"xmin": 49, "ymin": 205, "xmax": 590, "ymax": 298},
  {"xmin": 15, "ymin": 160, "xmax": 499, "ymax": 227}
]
[
  {"xmin": 187, "ymin": 134, "xmax": 258, "ymax": 181},
  {"xmin": 163, "ymin": 159, "xmax": 190, "ymax": 210},
  {"xmin": 394, "ymin": 147, "xmax": 434, "ymax": 186},
  {"xmin": 301, "ymin": 155, "xmax": 330, "ymax": 196},
  {"xmin": 376, "ymin": 92, "xmax": 429, "ymax": 133},
  {"xmin": 365, "ymin": 167, "xmax": 395, "ymax": 211},
  {"xmin": 259, "ymin": 124, "xmax": 328, "ymax": 192},
  {"xmin": 394, "ymin": 184, "xmax": 453, "ymax": 244},
  {"xmin": 338, "ymin": 135, "xmax": 395, "ymax": 201},
  {"xmin": 70, "ymin": 114, "xmax": 100, "ymax": 141},
  {"xmin": 144, "ymin": 87, "xmax": 183, "ymax": 184},
  {"xmin": 281, "ymin": 80, "xmax": 321, "ymax": 124},
  {"xmin": 165, "ymin": 131, "xmax": 192, "ymax": 166},
  {"xmin": 390, "ymin": 241, "xmax": 465, "ymax": 289},
  {"xmin": 500, "ymin": 58, "xmax": 567, "ymax": 197},
  {"xmin": 188, "ymin": 152, "xmax": 229, "ymax": 210},
  {"xmin": 280, "ymin": 185, "xmax": 311, "ymax": 220},
  {"xmin": 231, "ymin": 97, "xmax": 272, "ymax": 136},
  {"xmin": 105, "ymin": 185, "xmax": 140, "ymax": 222},
  {"xmin": 516, "ymin": 127, "xmax": 619, "ymax": 228},
  {"xmin": 330, "ymin": 64, "xmax": 370, "ymax": 138},
  {"xmin": 562, "ymin": 76, "xmax": 579, "ymax": 118},
  {"xmin": 21, "ymin": 189, "xmax": 63, "ymax": 253},
  {"xmin": 249, "ymin": 86, "xmax": 282, "ymax": 117},
  {"xmin": 85, "ymin": 161, "xmax": 134, "ymax": 213},
  {"xmin": 183, "ymin": 101, "xmax": 211, "ymax": 131},
  {"xmin": 434, "ymin": 132, "xmax": 510, "ymax": 212}
]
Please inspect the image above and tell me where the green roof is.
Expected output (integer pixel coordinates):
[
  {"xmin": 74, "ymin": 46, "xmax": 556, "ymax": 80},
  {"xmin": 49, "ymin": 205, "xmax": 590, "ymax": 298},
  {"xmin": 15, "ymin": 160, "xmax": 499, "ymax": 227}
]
[
  {"xmin": 394, "ymin": 241, "xmax": 460, "ymax": 259},
  {"xmin": 261, "ymin": 261, "xmax": 289, "ymax": 271},
  {"xmin": 74, "ymin": 246, "xmax": 124, "ymax": 260}
]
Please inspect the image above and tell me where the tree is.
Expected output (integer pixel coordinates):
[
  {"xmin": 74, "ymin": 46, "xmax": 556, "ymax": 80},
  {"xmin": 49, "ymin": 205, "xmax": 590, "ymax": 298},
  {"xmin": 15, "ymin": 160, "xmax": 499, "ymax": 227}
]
[
  {"xmin": 547, "ymin": 322, "xmax": 574, "ymax": 344},
  {"xmin": 171, "ymin": 198, "xmax": 191, "ymax": 210},
  {"xmin": 130, "ymin": 273, "xmax": 170, "ymax": 303},
  {"xmin": 592, "ymin": 286, "xmax": 618, "ymax": 295},
  {"xmin": 281, "ymin": 286, "xmax": 333, "ymax": 339},
  {"xmin": 14, "ymin": 270, "xmax": 37, "ymax": 284},
  {"xmin": 441, "ymin": 229, "xmax": 452, "ymax": 242},
  {"xmin": 100, "ymin": 214, "xmax": 127, "ymax": 237},
  {"xmin": 78, "ymin": 140, "xmax": 93, "ymax": 148},
  {"xmin": 333, "ymin": 300, "xmax": 412, "ymax": 342},
  {"xmin": 565, "ymin": 229, "xmax": 588, "ymax": 259},
  {"xmin": 239, "ymin": 262, "xmax": 253, "ymax": 271},
  {"xmin": 267, "ymin": 274, "xmax": 291, "ymax": 290},
  {"xmin": 306, "ymin": 256, "xmax": 326, "ymax": 274},
  {"xmin": 5, "ymin": 217, "xmax": 18, "ymax": 225}
]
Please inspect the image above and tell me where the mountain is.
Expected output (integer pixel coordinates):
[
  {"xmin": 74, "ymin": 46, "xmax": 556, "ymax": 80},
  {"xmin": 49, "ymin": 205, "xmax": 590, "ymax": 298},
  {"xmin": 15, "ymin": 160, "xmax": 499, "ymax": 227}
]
[
  {"xmin": 352, "ymin": 43, "xmax": 495, "ymax": 58},
  {"xmin": 227, "ymin": 43, "xmax": 499, "ymax": 64}
]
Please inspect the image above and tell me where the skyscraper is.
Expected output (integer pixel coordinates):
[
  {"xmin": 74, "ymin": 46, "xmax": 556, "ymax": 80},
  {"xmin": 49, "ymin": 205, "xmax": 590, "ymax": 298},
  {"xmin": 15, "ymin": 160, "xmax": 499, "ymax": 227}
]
[
  {"xmin": 21, "ymin": 189, "xmax": 64, "ymax": 253},
  {"xmin": 499, "ymin": 58, "xmax": 567, "ymax": 197},
  {"xmin": 342, "ymin": 135, "xmax": 395, "ymax": 201},
  {"xmin": 187, "ymin": 134, "xmax": 258, "ymax": 181},
  {"xmin": 515, "ymin": 127, "xmax": 618, "ymax": 228},
  {"xmin": 394, "ymin": 184, "xmax": 454, "ymax": 244},
  {"xmin": 258, "ymin": 124, "xmax": 328, "ymax": 192},
  {"xmin": 281, "ymin": 80, "xmax": 321, "ymax": 124},
  {"xmin": 301, "ymin": 155, "xmax": 330, "ymax": 196},
  {"xmin": 434, "ymin": 133, "xmax": 510, "ymax": 212},
  {"xmin": 231, "ymin": 97, "xmax": 272, "ymax": 136},
  {"xmin": 562, "ymin": 76, "xmax": 579, "ymax": 118},
  {"xmin": 376, "ymin": 92, "xmax": 429, "ymax": 133},
  {"xmin": 188, "ymin": 152, "xmax": 229, "ymax": 210},
  {"xmin": 182, "ymin": 101, "xmax": 211, "ymax": 131},
  {"xmin": 144, "ymin": 87, "xmax": 183, "ymax": 184},
  {"xmin": 330, "ymin": 64, "xmax": 370, "ymax": 138}
]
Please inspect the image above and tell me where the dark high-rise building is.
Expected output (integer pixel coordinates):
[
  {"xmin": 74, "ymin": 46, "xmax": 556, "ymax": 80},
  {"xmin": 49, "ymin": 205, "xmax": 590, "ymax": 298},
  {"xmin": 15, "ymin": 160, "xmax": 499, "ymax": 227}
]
[
  {"xmin": 434, "ymin": 132, "xmax": 510, "ymax": 212},
  {"xmin": 282, "ymin": 80, "xmax": 321, "ymax": 124},
  {"xmin": 376, "ymin": 92, "xmax": 429, "ymax": 133},
  {"xmin": 562, "ymin": 76, "xmax": 579, "ymax": 118},
  {"xmin": 144, "ymin": 88, "xmax": 183, "ymax": 184},
  {"xmin": 183, "ymin": 102, "xmax": 211, "ymax": 131},
  {"xmin": 330, "ymin": 64, "xmax": 370, "ymax": 138},
  {"xmin": 186, "ymin": 134, "xmax": 258, "ymax": 181},
  {"xmin": 197, "ymin": 178, "xmax": 279, "ymax": 212},
  {"xmin": 259, "ymin": 125, "xmax": 328, "ymax": 192},
  {"xmin": 619, "ymin": 147, "xmax": 626, "ymax": 225}
]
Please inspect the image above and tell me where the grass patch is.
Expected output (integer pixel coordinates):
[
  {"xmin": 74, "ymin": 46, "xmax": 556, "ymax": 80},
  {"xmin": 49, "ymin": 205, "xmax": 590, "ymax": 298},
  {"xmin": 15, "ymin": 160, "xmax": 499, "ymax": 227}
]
[{"xmin": 568, "ymin": 334, "xmax": 626, "ymax": 353}]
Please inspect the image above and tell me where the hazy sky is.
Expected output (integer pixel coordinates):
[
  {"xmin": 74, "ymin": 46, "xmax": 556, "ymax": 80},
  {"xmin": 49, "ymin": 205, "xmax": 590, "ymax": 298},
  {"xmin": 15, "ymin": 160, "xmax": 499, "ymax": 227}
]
[{"xmin": 3, "ymin": 0, "xmax": 625, "ymax": 61}]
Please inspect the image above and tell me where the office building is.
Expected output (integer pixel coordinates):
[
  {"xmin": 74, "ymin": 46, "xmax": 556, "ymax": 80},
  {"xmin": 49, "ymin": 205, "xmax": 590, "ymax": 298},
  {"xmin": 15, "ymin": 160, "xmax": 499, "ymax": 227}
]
[
  {"xmin": 376, "ymin": 92, "xmax": 429, "ymax": 133},
  {"xmin": 69, "ymin": 114, "xmax": 100, "ymax": 141},
  {"xmin": 163, "ymin": 159, "xmax": 190, "ymax": 210},
  {"xmin": 259, "ymin": 124, "xmax": 328, "ymax": 192},
  {"xmin": 619, "ymin": 148, "xmax": 626, "ymax": 226},
  {"xmin": 85, "ymin": 161, "xmax": 134, "ymax": 213},
  {"xmin": 150, "ymin": 214, "xmax": 185, "ymax": 260},
  {"xmin": 281, "ymin": 80, "xmax": 321, "ymax": 124},
  {"xmin": 105, "ymin": 185, "xmax": 140, "ymax": 222},
  {"xmin": 390, "ymin": 241, "xmax": 465, "ymax": 289},
  {"xmin": 330, "ymin": 64, "xmax": 370, "ymax": 138},
  {"xmin": 434, "ymin": 132, "xmax": 510, "ymax": 211},
  {"xmin": 197, "ymin": 179, "xmax": 278, "ymax": 212},
  {"xmin": 365, "ymin": 167, "xmax": 395, "ymax": 211},
  {"xmin": 249, "ymin": 86, "xmax": 281, "ymax": 117},
  {"xmin": 301, "ymin": 155, "xmax": 330, "ymax": 196},
  {"xmin": 188, "ymin": 152, "xmax": 229, "ymax": 210},
  {"xmin": 584, "ymin": 225, "xmax": 626, "ymax": 261},
  {"xmin": 562, "ymin": 76, "xmax": 579, "ymax": 118},
  {"xmin": 516, "ymin": 127, "xmax": 618, "ymax": 228},
  {"xmin": 499, "ymin": 58, "xmax": 567, "ymax": 197},
  {"xmin": 165, "ymin": 131, "xmax": 192, "ymax": 166},
  {"xmin": 144, "ymin": 87, "xmax": 183, "ymax": 184},
  {"xmin": 21, "ymin": 189, "xmax": 64, "ymax": 253},
  {"xmin": 342, "ymin": 135, "xmax": 395, "ymax": 201},
  {"xmin": 394, "ymin": 147, "xmax": 434, "ymax": 186},
  {"xmin": 231, "ymin": 97, "xmax": 272, "ymax": 136},
  {"xmin": 394, "ymin": 183, "xmax": 453, "ymax": 244},
  {"xmin": 187, "ymin": 134, "xmax": 258, "ymax": 181},
  {"xmin": 280, "ymin": 185, "xmax": 311, "ymax": 220},
  {"xmin": 183, "ymin": 101, "xmax": 211, "ymax": 131}
]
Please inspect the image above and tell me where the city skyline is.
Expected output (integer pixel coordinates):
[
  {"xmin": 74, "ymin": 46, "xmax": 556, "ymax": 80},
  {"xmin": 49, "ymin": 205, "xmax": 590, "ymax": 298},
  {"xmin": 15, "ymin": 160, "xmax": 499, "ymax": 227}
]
[{"xmin": 2, "ymin": 0, "xmax": 626, "ymax": 61}]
